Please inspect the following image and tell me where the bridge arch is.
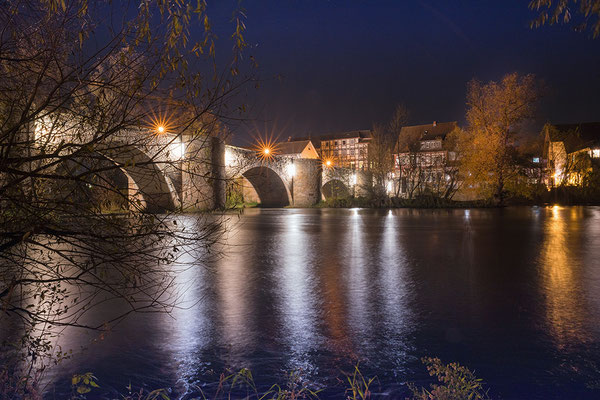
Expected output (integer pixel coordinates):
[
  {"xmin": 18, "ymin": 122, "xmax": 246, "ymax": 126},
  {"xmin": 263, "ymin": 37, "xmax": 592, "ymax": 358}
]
[
  {"xmin": 321, "ymin": 178, "xmax": 350, "ymax": 200},
  {"xmin": 223, "ymin": 145, "xmax": 322, "ymax": 208},
  {"xmin": 241, "ymin": 166, "xmax": 291, "ymax": 207},
  {"xmin": 57, "ymin": 144, "xmax": 179, "ymax": 213}
]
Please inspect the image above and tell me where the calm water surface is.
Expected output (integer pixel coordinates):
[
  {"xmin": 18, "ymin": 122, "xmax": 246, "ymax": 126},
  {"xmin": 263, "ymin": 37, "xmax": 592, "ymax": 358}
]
[{"xmin": 43, "ymin": 207, "xmax": 600, "ymax": 399}]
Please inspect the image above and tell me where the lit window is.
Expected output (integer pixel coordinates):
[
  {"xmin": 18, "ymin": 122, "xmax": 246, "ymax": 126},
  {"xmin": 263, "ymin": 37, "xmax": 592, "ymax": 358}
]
[
  {"xmin": 532, "ymin": 157, "xmax": 540, "ymax": 163},
  {"xmin": 593, "ymin": 149, "xmax": 600, "ymax": 158}
]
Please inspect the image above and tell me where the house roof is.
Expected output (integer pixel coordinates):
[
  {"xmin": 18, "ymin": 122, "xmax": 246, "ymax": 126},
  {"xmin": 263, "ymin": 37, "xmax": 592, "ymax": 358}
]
[
  {"xmin": 292, "ymin": 130, "xmax": 372, "ymax": 144},
  {"xmin": 399, "ymin": 121, "xmax": 458, "ymax": 141},
  {"xmin": 396, "ymin": 121, "xmax": 458, "ymax": 152},
  {"xmin": 546, "ymin": 122, "xmax": 600, "ymax": 154},
  {"xmin": 317, "ymin": 129, "xmax": 372, "ymax": 141},
  {"xmin": 276, "ymin": 140, "xmax": 315, "ymax": 155}
]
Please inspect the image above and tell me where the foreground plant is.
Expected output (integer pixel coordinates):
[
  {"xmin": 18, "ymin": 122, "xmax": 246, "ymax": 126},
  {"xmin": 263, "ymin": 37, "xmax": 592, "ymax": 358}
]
[
  {"xmin": 41, "ymin": 359, "xmax": 492, "ymax": 400},
  {"xmin": 408, "ymin": 357, "xmax": 489, "ymax": 400},
  {"xmin": 345, "ymin": 363, "xmax": 377, "ymax": 400}
]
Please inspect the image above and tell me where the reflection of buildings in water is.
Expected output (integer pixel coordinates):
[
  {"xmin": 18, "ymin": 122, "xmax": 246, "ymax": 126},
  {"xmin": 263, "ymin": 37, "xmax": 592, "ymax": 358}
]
[
  {"xmin": 275, "ymin": 212, "xmax": 319, "ymax": 371},
  {"xmin": 345, "ymin": 210, "xmax": 373, "ymax": 350},
  {"xmin": 540, "ymin": 206, "xmax": 589, "ymax": 348},
  {"xmin": 317, "ymin": 210, "xmax": 415, "ymax": 365},
  {"xmin": 168, "ymin": 233, "xmax": 215, "ymax": 384},
  {"xmin": 376, "ymin": 211, "xmax": 412, "ymax": 362},
  {"xmin": 319, "ymin": 211, "xmax": 355, "ymax": 359},
  {"xmin": 215, "ymin": 233, "xmax": 256, "ymax": 364},
  {"xmin": 583, "ymin": 208, "xmax": 600, "ymax": 338}
]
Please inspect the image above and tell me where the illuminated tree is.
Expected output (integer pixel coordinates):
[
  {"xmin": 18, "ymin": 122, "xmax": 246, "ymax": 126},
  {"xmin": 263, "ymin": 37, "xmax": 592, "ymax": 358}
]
[
  {"xmin": 0, "ymin": 0, "xmax": 252, "ymax": 392},
  {"xmin": 458, "ymin": 73, "xmax": 539, "ymax": 204}
]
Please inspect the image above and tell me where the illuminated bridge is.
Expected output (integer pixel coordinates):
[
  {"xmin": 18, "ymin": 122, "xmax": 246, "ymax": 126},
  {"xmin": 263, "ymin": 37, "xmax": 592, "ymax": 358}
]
[
  {"xmin": 112, "ymin": 135, "xmax": 372, "ymax": 211},
  {"xmin": 37, "ymin": 124, "xmax": 369, "ymax": 211}
]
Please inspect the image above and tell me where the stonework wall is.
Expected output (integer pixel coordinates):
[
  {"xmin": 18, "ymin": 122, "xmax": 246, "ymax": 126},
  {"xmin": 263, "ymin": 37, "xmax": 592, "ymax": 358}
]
[
  {"xmin": 181, "ymin": 143, "xmax": 324, "ymax": 210},
  {"xmin": 355, "ymin": 171, "xmax": 372, "ymax": 198},
  {"xmin": 292, "ymin": 159, "xmax": 321, "ymax": 207},
  {"xmin": 241, "ymin": 177, "xmax": 260, "ymax": 203},
  {"xmin": 181, "ymin": 136, "xmax": 220, "ymax": 211},
  {"xmin": 211, "ymin": 138, "xmax": 226, "ymax": 209},
  {"xmin": 321, "ymin": 168, "xmax": 372, "ymax": 199}
]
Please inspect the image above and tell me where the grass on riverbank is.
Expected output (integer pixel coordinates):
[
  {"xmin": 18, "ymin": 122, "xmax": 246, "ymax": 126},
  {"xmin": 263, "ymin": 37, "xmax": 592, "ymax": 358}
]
[{"xmin": 1, "ymin": 358, "xmax": 489, "ymax": 400}]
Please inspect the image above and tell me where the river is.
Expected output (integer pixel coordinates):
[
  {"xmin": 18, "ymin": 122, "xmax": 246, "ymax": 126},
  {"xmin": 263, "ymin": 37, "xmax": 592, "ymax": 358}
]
[{"xmin": 31, "ymin": 207, "xmax": 600, "ymax": 398}]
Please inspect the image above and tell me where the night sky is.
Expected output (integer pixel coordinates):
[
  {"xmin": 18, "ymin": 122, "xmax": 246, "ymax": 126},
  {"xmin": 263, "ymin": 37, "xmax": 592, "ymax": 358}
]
[{"xmin": 211, "ymin": 1, "xmax": 600, "ymax": 144}]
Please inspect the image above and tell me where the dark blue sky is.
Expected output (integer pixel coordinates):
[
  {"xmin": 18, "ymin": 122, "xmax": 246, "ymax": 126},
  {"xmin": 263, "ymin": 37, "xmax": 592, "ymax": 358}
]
[{"xmin": 211, "ymin": 1, "xmax": 600, "ymax": 143}]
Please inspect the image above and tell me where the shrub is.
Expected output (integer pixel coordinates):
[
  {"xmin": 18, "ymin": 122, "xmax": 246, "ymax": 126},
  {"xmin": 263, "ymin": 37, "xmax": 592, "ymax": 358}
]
[{"xmin": 408, "ymin": 357, "xmax": 489, "ymax": 400}]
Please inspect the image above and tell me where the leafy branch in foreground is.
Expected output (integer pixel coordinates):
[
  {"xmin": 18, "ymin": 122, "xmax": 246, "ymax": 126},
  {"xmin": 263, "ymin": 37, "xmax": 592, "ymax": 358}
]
[
  {"xmin": 0, "ymin": 0, "xmax": 255, "ymax": 396},
  {"xmin": 530, "ymin": 0, "xmax": 600, "ymax": 38},
  {"xmin": 408, "ymin": 357, "xmax": 490, "ymax": 400}
]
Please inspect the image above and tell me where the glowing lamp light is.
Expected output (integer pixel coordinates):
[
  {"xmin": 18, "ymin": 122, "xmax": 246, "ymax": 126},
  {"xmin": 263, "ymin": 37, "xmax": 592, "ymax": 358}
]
[
  {"xmin": 170, "ymin": 140, "xmax": 185, "ymax": 160},
  {"xmin": 157, "ymin": 125, "xmax": 166, "ymax": 134},
  {"xmin": 350, "ymin": 174, "xmax": 357, "ymax": 186},
  {"xmin": 225, "ymin": 149, "xmax": 235, "ymax": 167},
  {"xmin": 252, "ymin": 135, "xmax": 278, "ymax": 161},
  {"xmin": 386, "ymin": 180, "xmax": 393, "ymax": 193},
  {"xmin": 324, "ymin": 159, "xmax": 333, "ymax": 168},
  {"xmin": 287, "ymin": 163, "xmax": 296, "ymax": 177}
]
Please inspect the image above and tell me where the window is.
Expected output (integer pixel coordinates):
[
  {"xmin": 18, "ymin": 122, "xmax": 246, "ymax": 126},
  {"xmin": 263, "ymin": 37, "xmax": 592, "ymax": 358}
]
[
  {"xmin": 342, "ymin": 140, "xmax": 346, "ymax": 145},
  {"xmin": 532, "ymin": 157, "xmax": 540, "ymax": 163},
  {"xmin": 593, "ymin": 149, "xmax": 600, "ymax": 158}
]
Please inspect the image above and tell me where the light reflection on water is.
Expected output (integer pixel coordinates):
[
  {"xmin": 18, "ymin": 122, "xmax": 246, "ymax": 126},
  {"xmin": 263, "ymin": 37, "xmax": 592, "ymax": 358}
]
[
  {"xmin": 16, "ymin": 207, "xmax": 600, "ymax": 399},
  {"xmin": 275, "ymin": 211, "xmax": 320, "ymax": 373},
  {"xmin": 540, "ymin": 206, "xmax": 589, "ymax": 348}
]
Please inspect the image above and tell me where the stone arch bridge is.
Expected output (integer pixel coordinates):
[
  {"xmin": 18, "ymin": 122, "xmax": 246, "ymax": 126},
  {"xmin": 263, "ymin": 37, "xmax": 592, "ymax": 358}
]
[
  {"xmin": 181, "ymin": 142, "xmax": 372, "ymax": 210},
  {"xmin": 49, "ymin": 127, "xmax": 367, "ymax": 211}
]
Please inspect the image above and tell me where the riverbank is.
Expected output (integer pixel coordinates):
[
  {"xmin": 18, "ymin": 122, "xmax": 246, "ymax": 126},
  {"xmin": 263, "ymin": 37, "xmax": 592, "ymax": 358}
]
[
  {"xmin": 310, "ymin": 195, "xmax": 600, "ymax": 209},
  {"xmin": 312, "ymin": 196, "xmax": 497, "ymax": 209}
]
